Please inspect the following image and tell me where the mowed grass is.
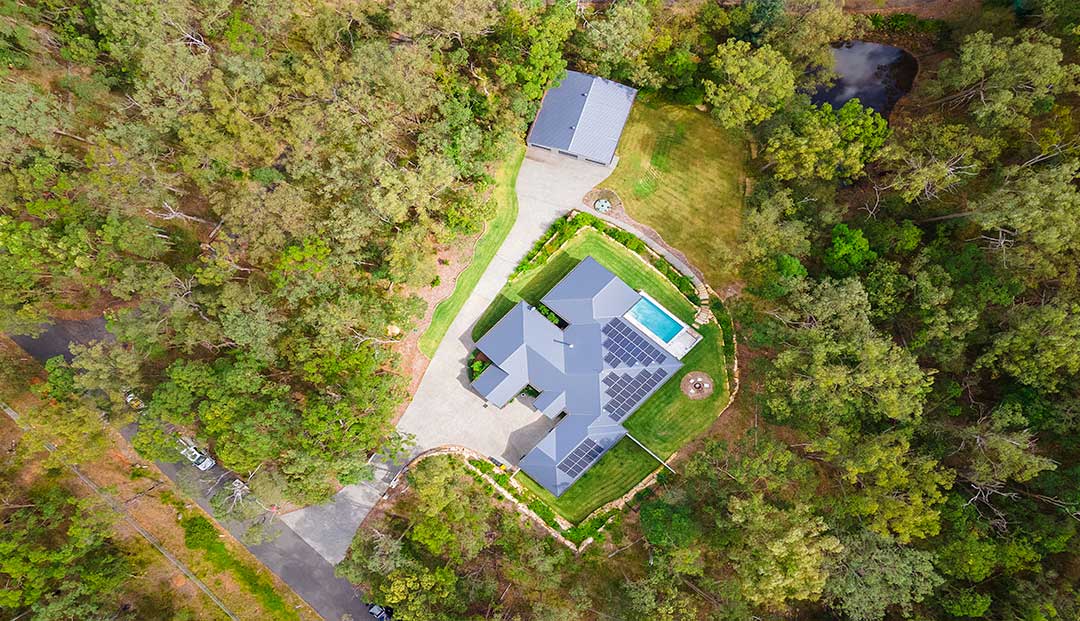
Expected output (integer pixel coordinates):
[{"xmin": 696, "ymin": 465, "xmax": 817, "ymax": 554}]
[
  {"xmin": 606, "ymin": 99, "xmax": 747, "ymax": 288},
  {"xmin": 624, "ymin": 321, "xmax": 728, "ymax": 457},
  {"xmin": 471, "ymin": 228, "xmax": 697, "ymax": 341},
  {"xmin": 515, "ymin": 438, "xmax": 659, "ymax": 524},
  {"xmin": 419, "ymin": 144, "xmax": 526, "ymax": 357}
]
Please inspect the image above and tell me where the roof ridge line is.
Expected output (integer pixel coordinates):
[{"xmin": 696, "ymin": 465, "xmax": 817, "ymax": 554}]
[{"xmin": 566, "ymin": 77, "xmax": 596, "ymax": 152}]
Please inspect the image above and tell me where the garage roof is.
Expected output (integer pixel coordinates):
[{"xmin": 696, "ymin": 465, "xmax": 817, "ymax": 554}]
[{"xmin": 526, "ymin": 71, "xmax": 638, "ymax": 165}]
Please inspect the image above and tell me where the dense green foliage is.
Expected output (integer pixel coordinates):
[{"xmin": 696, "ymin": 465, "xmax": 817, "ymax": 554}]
[
  {"xmin": 344, "ymin": 2, "xmax": 1080, "ymax": 620},
  {"xmin": 337, "ymin": 456, "xmax": 589, "ymax": 620},
  {"xmin": 8, "ymin": 0, "xmax": 1080, "ymax": 619},
  {"xmin": 0, "ymin": 0, "xmax": 575, "ymax": 504},
  {"xmin": 0, "ymin": 477, "xmax": 188, "ymax": 620}
]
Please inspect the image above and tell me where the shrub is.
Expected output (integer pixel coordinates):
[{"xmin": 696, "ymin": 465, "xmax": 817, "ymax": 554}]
[
  {"xmin": 470, "ymin": 458, "xmax": 494, "ymax": 475},
  {"xmin": 513, "ymin": 213, "xmax": 701, "ymax": 306},
  {"xmin": 529, "ymin": 500, "xmax": 559, "ymax": 528},
  {"xmin": 182, "ymin": 515, "xmax": 220, "ymax": 549},
  {"xmin": 536, "ymin": 303, "xmax": 562, "ymax": 325},
  {"xmin": 868, "ymin": 12, "xmax": 945, "ymax": 34},
  {"xmin": 467, "ymin": 350, "xmax": 491, "ymax": 381},
  {"xmin": 563, "ymin": 511, "xmax": 613, "ymax": 545},
  {"xmin": 711, "ymin": 299, "xmax": 737, "ymax": 391}
]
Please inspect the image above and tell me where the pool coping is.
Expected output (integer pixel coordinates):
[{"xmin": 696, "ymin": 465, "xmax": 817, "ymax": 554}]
[{"xmin": 623, "ymin": 290, "xmax": 701, "ymax": 359}]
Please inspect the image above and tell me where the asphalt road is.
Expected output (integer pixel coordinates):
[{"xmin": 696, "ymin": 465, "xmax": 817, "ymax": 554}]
[
  {"xmin": 9, "ymin": 319, "xmax": 373, "ymax": 621},
  {"xmin": 9, "ymin": 316, "xmax": 109, "ymax": 362},
  {"xmin": 119, "ymin": 424, "xmax": 373, "ymax": 621}
]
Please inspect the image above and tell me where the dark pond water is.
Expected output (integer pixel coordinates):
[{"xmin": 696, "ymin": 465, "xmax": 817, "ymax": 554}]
[{"xmin": 812, "ymin": 41, "xmax": 918, "ymax": 116}]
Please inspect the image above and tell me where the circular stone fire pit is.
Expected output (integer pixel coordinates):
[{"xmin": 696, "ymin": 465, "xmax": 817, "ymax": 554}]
[{"xmin": 680, "ymin": 371, "xmax": 715, "ymax": 401}]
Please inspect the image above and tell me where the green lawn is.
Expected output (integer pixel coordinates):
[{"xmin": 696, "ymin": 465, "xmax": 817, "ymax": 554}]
[
  {"xmin": 472, "ymin": 228, "xmax": 697, "ymax": 341},
  {"xmin": 624, "ymin": 321, "xmax": 728, "ymax": 457},
  {"xmin": 606, "ymin": 98, "xmax": 747, "ymax": 288},
  {"xmin": 515, "ymin": 438, "xmax": 659, "ymax": 524},
  {"xmin": 419, "ymin": 144, "xmax": 526, "ymax": 357}
]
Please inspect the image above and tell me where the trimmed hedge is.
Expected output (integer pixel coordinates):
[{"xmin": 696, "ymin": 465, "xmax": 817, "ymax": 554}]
[{"xmin": 514, "ymin": 213, "xmax": 700, "ymax": 305}]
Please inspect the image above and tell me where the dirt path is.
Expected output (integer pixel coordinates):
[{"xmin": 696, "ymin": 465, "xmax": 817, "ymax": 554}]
[{"xmin": 844, "ymin": 0, "xmax": 981, "ymax": 20}]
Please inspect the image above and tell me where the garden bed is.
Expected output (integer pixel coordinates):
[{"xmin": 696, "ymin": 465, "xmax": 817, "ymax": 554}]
[{"xmin": 472, "ymin": 225, "xmax": 697, "ymax": 341}]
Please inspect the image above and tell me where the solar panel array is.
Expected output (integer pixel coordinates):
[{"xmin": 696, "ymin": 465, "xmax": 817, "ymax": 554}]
[
  {"xmin": 602, "ymin": 368, "xmax": 670, "ymax": 421},
  {"xmin": 557, "ymin": 439, "xmax": 604, "ymax": 477},
  {"xmin": 602, "ymin": 319, "xmax": 666, "ymax": 367}
]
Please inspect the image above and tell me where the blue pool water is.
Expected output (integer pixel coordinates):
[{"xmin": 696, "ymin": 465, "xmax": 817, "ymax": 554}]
[{"xmin": 627, "ymin": 297, "xmax": 683, "ymax": 343}]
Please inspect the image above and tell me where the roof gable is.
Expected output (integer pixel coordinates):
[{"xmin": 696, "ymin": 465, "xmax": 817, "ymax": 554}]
[
  {"xmin": 526, "ymin": 71, "xmax": 638, "ymax": 165},
  {"xmin": 471, "ymin": 256, "xmax": 687, "ymax": 496}
]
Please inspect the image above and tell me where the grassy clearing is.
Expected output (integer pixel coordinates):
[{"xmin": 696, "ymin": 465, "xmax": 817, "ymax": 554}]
[
  {"xmin": 472, "ymin": 228, "xmax": 697, "ymax": 341},
  {"xmin": 515, "ymin": 438, "xmax": 659, "ymax": 524},
  {"xmin": 624, "ymin": 322, "xmax": 728, "ymax": 457},
  {"xmin": 606, "ymin": 98, "xmax": 747, "ymax": 288},
  {"xmin": 181, "ymin": 516, "xmax": 296, "ymax": 621},
  {"xmin": 419, "ymin": 144, "xmax": 526, "ymax": 357}
]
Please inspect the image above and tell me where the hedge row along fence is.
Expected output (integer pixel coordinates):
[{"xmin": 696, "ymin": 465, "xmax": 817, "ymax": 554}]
[{"xmin": 513, "ymin": 212, "xmax": 700, "ymax": 305}]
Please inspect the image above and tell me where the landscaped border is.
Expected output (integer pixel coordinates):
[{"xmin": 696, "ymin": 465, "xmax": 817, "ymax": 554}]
[
  {"xmin": 378, "ymin": 445, "xmax": 617, "ymax": 552},
  {"xmin": 466, "ymin": 211, "xmax": 738, "ymax": 526},
  {"xmin": 515, "ymin": 211, "xmax": 701, "ymax": 305},
  {"xmin": 418, "ymin": 144, "xmax": 526, "ymax": 357}
]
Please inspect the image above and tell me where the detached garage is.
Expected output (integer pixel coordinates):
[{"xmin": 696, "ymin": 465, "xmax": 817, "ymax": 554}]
[{"xmin": 526, "ymin": 70, "xmax": 638, "ymax": 167}]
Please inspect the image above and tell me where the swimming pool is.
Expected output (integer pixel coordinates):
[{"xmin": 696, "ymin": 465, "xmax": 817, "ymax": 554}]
[{"xmin": 626, "ymin": 296, "xmax": 683, "ymax": 343}]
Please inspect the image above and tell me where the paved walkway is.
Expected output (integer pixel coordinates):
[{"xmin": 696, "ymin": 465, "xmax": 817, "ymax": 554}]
[
  {"xmin": 279, "ymin": 457, "xmax": 398, "ymax": 564},
  {"xmin": 282, "ymin": 148, "xmax": 616, "ymax": 564}
]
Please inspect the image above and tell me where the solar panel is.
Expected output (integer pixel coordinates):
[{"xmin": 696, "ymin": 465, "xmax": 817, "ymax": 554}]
[
  {"xmin": 602, "ymin": 319, "xmax": 670, "ymax": 369},
  {"xmin": 602, "ymin": 366, "xmax": 675, "ymax": 421},
  {"xmin": 558, "ymin": 439, "xmax": 604, "ymax": 476}
]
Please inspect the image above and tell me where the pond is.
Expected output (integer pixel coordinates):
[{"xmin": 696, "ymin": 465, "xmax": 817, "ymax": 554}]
[{"xmin": 812, "ymin": 41, "xmax": 918, "ymax": 117}]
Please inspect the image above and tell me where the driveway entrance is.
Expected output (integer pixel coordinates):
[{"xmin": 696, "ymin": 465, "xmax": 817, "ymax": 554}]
[{"xmin": 283, "ymin": 148, "xmax": 614, "ymax": 564}]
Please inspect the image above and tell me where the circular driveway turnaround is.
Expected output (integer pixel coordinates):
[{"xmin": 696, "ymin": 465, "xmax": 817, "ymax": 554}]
[{"xmin": 395, "ymin": 148, "xmax": 618, "ymax": 464}]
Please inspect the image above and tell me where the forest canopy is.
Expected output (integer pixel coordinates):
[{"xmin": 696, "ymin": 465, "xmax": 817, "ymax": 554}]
[
  {"xmin": 4, "ymin": 0, "xmax": 1080, "ymax": 620},
  {"xmin": 0, "ymin": 0, "xmax": 576, "ymax": 503}
]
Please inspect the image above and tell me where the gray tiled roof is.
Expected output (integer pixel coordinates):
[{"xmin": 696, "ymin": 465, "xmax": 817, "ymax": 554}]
[
  {"xmin": 471, "ymin": 257, "xmax": 684, "ymax": 496},
  {"xmin": 526, "ymin": 71, "xmax": 638, "ymax": 165}
]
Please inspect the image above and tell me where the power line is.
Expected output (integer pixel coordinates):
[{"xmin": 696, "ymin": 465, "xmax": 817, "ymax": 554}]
[{"xmin": 1, "ymin": 402, "xmax": 239, "ymax": 621}]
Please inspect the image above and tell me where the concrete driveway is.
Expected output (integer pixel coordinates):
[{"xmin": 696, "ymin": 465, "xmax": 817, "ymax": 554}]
[
  {"xmin": 396, "ymin": 148, "xmax": 616, "ymax": 461},
  {"xmin": 282, "ymin": 148, "xmax": 614, "ymax": 565}
]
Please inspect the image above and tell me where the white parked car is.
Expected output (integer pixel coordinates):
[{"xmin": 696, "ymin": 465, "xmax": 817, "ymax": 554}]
[
  {"xmin": 123, "ymin": 389, "xmax": 147, "ymax": 412},
  {"xmin": 177, "ymin": 436, "xmax": 216, "ymax": 471}
]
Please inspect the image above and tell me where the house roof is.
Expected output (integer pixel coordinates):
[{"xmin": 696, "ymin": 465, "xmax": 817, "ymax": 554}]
[
  {"xmin": 471, "ymin": 257, "xmax": 684, "ymax": 496},
  {"xmin": 526, "ymin": 71, "xmax": 638, "ymax": 165}
]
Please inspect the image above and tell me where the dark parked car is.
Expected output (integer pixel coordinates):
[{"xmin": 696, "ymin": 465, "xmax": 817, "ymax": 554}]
[{"xmin": 367, "ymin": 603, "xmax": 391, "ymax": 620}]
